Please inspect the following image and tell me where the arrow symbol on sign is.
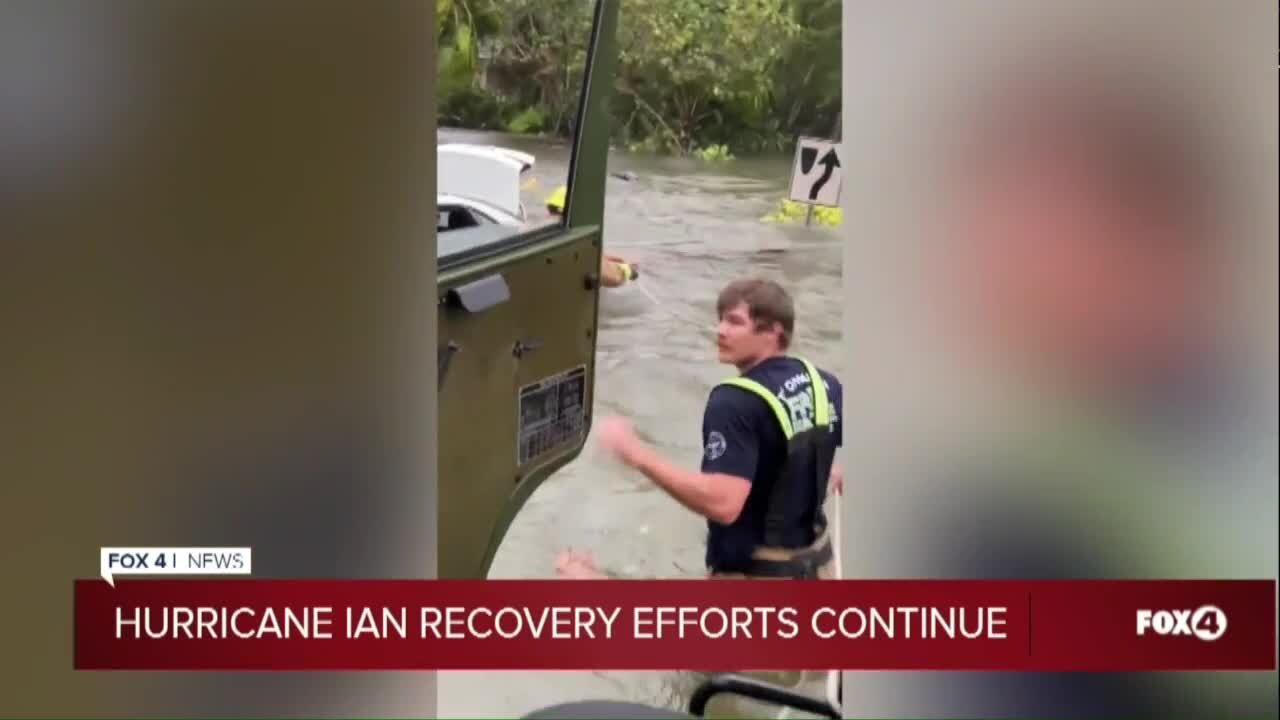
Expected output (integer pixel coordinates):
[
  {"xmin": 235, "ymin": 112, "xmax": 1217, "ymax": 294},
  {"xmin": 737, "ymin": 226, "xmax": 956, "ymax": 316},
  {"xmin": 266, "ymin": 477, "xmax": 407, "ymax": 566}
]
[{"xmin": 808, "ymin": 148, "xmax": 840, "ymax": 201}]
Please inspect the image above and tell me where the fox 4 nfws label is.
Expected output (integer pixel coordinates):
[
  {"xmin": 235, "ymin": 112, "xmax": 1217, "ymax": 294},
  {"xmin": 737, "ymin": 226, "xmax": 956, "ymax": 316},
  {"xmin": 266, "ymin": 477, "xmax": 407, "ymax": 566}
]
[{"xmin": 100, "ymin": 547, "xmax": 252, "ymax": 586}]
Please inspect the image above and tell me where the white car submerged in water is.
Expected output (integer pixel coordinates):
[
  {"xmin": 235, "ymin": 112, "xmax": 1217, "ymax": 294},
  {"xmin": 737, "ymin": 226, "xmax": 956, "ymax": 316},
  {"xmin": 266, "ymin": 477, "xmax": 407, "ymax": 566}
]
[
  {"xmin": 437, "ymin": 143, "xmax": 537, "ymax": 234},
  {"xmin": 437, "ymin": 141, "xmax": 642, "ymax": 305}
]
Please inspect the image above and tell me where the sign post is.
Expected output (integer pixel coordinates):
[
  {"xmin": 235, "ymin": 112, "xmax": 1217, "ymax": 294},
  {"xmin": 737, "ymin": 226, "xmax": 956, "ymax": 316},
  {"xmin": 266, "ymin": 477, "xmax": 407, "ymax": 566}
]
[{"xmin": 788, "ymin": 137, "xmax": 843, "ymax": 226}]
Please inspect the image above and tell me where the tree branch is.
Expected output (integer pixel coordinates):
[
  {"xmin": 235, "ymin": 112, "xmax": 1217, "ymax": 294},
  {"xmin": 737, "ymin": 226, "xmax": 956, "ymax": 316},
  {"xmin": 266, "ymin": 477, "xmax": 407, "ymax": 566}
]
[{"xmin": 614, "ymin": 83, "xmax": 685, "ymax": 154}]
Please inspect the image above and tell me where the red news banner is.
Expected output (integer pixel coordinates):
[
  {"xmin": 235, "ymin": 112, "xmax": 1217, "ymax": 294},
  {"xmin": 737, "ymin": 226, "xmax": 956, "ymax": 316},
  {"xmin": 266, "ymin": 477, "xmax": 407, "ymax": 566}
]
[{"xmin": 74, "ymin": 580, "xmax": 1276, "ymax": 671}]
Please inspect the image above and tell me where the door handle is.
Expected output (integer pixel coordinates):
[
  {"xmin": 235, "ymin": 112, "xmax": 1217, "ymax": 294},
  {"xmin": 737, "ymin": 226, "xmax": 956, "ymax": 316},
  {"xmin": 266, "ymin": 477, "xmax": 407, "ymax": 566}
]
[
  {"xmin": 445, "ymin": 274, "xmax": 510, "ymax": 314},
  {"xmin": 438, "ymin": 341, "xmax": 461, "ymax": 389}
]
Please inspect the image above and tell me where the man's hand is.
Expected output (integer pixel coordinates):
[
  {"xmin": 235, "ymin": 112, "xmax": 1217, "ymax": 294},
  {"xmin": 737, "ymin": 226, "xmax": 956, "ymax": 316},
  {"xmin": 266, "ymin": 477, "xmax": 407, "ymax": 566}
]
[
  {"xmin": 555, "ymin": 549, "xmax": 605, "ymax": 579},
  {"xmin": 606, "ymin": 255, "xmax": 638, "ymax": 276},
  {"xmin": 596, "ymin": 415, "xmax": 644, "ymax": 467},
  {"xmin": 829, "ymin": 464, "xmax": 844, "ymax": 496},
  {"xmin": 599, "ymin": 256, "xmax": 638, "ymax": 288},
  {"xmin": 603, "ymin": 253, "xmax": 633, "ymax": 268}
]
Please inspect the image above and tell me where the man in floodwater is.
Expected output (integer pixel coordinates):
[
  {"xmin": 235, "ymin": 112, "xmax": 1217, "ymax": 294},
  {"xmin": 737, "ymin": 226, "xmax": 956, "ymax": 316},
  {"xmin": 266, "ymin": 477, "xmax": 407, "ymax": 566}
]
[
  {"xmin": 559, "ymin": 278, "xmax": 845, "ymax": 580},
  {"xmin": 555, "ymin": 278, "xmax": 845, "ymax": 717},
  {"xmin": 545, "ymin": 185, "xmax": 638, "ymax": 289}
]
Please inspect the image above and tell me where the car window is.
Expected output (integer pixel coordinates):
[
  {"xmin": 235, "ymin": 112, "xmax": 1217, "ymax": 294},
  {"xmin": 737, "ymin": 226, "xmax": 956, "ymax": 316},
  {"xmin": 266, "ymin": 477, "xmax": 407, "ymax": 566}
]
[{"xmin": 439, "ymin": 205, "xmax": 487, "ymax": 233}]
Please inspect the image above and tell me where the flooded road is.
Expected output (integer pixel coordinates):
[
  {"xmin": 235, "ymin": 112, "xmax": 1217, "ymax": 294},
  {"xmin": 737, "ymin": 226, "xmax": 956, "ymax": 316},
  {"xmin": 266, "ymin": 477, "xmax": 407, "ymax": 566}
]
[{"xmin": 438, "ymin": 128, "xmax": 844, "ymax": 718}]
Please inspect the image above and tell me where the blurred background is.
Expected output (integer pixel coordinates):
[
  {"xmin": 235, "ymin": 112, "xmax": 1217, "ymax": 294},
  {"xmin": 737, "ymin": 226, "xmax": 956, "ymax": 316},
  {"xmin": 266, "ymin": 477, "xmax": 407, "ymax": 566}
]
[
  {"xmin": 1, "ymin": 1, "xmax": 436, "ymax": 716},
  {"xmin": 840, "ymin": 1, "xmax": 1277, "ymax": 718}
]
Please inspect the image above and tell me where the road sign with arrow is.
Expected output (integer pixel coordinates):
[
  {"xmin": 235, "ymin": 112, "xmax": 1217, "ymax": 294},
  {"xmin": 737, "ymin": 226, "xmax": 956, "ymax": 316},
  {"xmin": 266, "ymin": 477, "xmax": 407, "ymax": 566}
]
[{"xmin": 787, "ymin": 137, "xmax": 842, "ymax": 209}]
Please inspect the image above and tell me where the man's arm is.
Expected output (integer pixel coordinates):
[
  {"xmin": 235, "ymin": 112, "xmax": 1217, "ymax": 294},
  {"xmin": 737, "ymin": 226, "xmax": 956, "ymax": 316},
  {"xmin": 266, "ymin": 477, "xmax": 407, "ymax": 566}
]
[
  {"xmin": 624, "ymin": 443, "xmax": 751, "ymax": 525},
  {"xmin": 822, "ymin": 373, "xmax": 844, "ymax": 496},
  {"xmin": 826, "ymin": 372, "xmax": 843, "ymax": 450},
  {"xmin": 596, "ymin": 390, "xmax": 759, "ymax": 525}
]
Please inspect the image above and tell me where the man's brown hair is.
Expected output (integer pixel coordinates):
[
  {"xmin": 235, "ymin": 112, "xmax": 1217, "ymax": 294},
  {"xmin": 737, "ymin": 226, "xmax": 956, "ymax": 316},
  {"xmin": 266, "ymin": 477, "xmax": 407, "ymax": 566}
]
[{"xmin": 716, "ymin": 278, "xmax": 795, "ymax": 349}]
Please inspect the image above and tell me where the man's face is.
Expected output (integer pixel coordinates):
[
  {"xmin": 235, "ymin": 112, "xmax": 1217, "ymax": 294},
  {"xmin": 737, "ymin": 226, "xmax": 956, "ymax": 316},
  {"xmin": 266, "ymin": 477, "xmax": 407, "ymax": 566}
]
[{"xmin": 716, "ymin": 301, "xmax": 781, "ymax": 366}]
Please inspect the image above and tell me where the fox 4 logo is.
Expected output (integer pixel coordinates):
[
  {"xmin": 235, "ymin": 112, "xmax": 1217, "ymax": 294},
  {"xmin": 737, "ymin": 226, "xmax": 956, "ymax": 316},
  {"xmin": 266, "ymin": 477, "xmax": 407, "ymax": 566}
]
[{"xmin": 1136, "ymin": 606, "xmax": 1228, "ymax": 642}]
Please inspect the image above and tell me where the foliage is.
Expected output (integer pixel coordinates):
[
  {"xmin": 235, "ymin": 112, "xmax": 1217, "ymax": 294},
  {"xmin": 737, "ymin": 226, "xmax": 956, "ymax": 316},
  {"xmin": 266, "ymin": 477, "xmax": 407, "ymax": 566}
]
[
  {"xmin": 506, "ymin": 107, "xmax": 548, "ymax": 135},
  {"xmin": 436, "ymin": 0, "xmax": 841, "ymax": 157},
  {"xmin": 772, "ymin": 0, "xmax": 842, "ymax": 139},
  {"xmin": 694, "ymin": 144, "xmax": 735, "ymax": 162},
  {"xmin": 477, "ymin": 0, "xmax": 596, "ymax": 136},
  {"xmin": 436, "ymin": 0, "xmax": 500, "ymax": 99},
  {"xmin": 438, "ymin": 86, "xmax": 516, "ymax": 130},
  {"xmin": 761, "ymin": 198, "xmax": 842, "ymax": 226},
  {"xmin": 611, "ymin": 0, "xmax": 799, "ymax": 154}
]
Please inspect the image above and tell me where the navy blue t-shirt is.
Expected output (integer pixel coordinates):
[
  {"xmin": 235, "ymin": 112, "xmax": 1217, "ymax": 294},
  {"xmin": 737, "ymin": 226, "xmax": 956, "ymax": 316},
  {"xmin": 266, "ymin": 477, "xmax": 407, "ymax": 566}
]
[{"xmin": 699, "ymin": 355, "xmax": 843, "ymax": 572}]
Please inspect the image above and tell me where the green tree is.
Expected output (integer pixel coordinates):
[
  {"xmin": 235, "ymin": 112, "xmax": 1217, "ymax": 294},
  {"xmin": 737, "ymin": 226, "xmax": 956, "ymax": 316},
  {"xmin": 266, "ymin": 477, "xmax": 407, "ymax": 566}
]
[
  {"xmin": 437, "ymin": 0, "xmax": 510, "ymax": 128},
  {"xmin": 612, "ymin": 0, "xmax": 799, "ymax": 153},
  {"xmin": 480, "ymin": 0, "xmax": 595, "ymax": 135},
  {"xmin": 773, "ymin": 0, "xmax": 841, "ymax": 139},
  {"xmin": 435, "ymin": 0, "xmax": 840, "ymax": 157}
]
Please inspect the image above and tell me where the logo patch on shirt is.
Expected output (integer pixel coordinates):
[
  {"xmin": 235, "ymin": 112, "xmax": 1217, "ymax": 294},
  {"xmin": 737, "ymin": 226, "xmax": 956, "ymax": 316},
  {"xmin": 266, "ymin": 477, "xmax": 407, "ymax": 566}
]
[{"xmin": 705, "ymin": 431, "xmax": 727, "ymax": 461}]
